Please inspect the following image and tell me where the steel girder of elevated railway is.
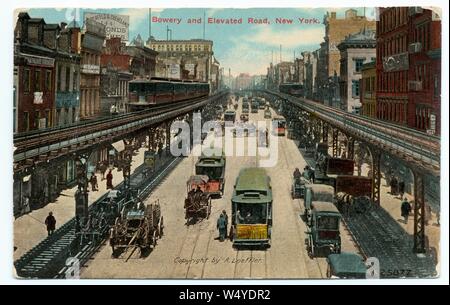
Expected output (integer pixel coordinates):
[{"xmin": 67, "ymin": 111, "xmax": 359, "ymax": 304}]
[
  {"xmin": 264, "ymin": 90, "xmax": 440, "ymax": 176},
  {"xmin": 13, "ymin": 92, "xmax": 228, "ymax": 175}
]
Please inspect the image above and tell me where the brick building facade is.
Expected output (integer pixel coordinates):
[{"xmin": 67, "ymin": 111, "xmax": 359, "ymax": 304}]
[
  {"xmin": 14, "ymin": 13, "xmax": 56, "ymax": 133},
  {"xmin": 376, "ymin": 7, "xmax": 441, "ymax": 135}
]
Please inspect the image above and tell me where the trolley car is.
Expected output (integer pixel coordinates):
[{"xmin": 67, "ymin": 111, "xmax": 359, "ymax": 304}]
[{"xmin": 230, "ymin": 168, "xmax": 272, "ymax": 247}]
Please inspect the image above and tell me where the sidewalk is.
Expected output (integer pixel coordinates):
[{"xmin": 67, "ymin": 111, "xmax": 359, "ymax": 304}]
[
  {"xmin": 361, "ymin": 163, "xmax": 440, "ymax": 266},
  {"xmin": 13, "ymin": 147, "xmax": 148, "ymax": 261}
]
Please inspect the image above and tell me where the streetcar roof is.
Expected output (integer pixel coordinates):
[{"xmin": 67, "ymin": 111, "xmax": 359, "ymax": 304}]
[
  {"xmin": 196, "ymin": 156, "xmax": 225, "ymax": 167},
  {"xmin": 235, "ymin": 168, "xmax": 270, "ymax": 192}
]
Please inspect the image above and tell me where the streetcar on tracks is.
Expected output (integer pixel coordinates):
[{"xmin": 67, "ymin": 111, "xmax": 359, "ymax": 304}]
[
  {"xmin": 224, "ymin": 110, "xmax": 236, "ymax": 123},
  {"xmin": 229, "ymin": 168, "xmax": 272, "ymax": 248},
  {"xmin": 305, "ymin": 201, "xmax": 342, "ymax": 258},
  {"xmin": 242, "ymin": 99, "xmax": 250, "ymax": 114},
  {"xmin": 272, "ymin": 117, "xmax": 286, "ymax": 136},
  {"xmin": 195, "ymin": 152, "xmax": 226, "ymax": 197},
  {"xmin": 251, "ymin": 99, "xmax": 259, "ymax": 113}
]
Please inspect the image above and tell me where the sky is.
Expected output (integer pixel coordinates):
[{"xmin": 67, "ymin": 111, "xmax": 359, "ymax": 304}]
[{"xmin": 22, "ymin": 7, "xmax": 376, "ymax": 76}]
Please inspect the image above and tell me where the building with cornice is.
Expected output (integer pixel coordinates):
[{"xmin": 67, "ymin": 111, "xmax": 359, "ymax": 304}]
[{"xmin": 338, "ymin": 28, "xmax": 376, "ymax": 113}]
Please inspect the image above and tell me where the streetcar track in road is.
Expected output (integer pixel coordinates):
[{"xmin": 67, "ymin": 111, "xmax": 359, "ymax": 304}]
[
  {"xmin": 249, "ymin": 250, "xmax": 253, "ymax": 278},
  {"xmin": 232, "ymin": 248, "xmax": 240, "ymax": 279},
  {"xmin": 264, "ymin": 250, "xmax": 268, "ymax": 278},
  {"xmin": 200, "ymin": 229, "xmax": 214, "ymax": 279},
  {"xmin": 184, "ymin": 222, "xmax": 204, "ymax": 278},
  {"xmin": 170, "ymin": 222, "xmax": 203, "ymax": 278},
  {"xmin": 279, "ymin": 137, "xmax": 325, "ymax": 278}
]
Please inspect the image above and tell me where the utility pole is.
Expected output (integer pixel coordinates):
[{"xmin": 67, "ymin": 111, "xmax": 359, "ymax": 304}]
[
  {"xmin": 279, "ymin": 44, "xmax": 282, "ymax": 63},
  {"xmin": 149, "ymin": 8, "xmax": 151, "ymax": 42}
]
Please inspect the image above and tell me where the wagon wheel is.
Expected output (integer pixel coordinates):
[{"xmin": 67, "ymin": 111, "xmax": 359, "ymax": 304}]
[
  {"xmin": 109, "ymin": 228, "xmax": 115, "ymax": 252},
  {"xmin": 307, "ymin": 236, "xmax": 315, "ymax": 258},
  {"xmin": 152, "ymin": 230, "xmax": 158, "ymax": 247},
  {"xmin": 157, "ymin": 217, "xmax": 162, "ymax": 237},
  {"xmin": 159, "ymin": 216, "xmax": 164, "ymax": 236}
]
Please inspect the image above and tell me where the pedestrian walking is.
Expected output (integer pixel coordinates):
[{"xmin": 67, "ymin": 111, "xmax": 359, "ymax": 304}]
[
  {"xmin": 222, "ymin": 210, "xmax": 229, "ymax": 238},
  {"xmin": 106, "ymin": 170, "xmax": 113, "ymax": 189},
  {"xmin": 398, "ymin": 180, "xmax": 405, "ymax": 199},
  {"xmin": 45, "ymin": 212, "xmax": 56, "ymax": 236},
  {"xmin": 390, "ymin": 176, "xmax": 398, "ymax": 195},
  {"xmin": 22, "ymin": 196, "xmax": 30, "ymax": 215},
  {"xmin": 217, "ymin": 214, "xmax": 227, "ymax": 242},
  {"xmin": 401, "ymin": 198, "xmax": 411, "ymax": 224},
  {"xmin": 425, "ymin": 204, "xmax": 432, "ymax": 225},
  {"xmin": 90, "ymin": 174, "xmax": 98, "ymax": 191}
]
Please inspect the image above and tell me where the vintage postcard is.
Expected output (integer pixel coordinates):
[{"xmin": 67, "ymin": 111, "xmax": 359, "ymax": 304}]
[{"xmin": 10, "ymin": 4, "xmax": 444, "ymax": 283}]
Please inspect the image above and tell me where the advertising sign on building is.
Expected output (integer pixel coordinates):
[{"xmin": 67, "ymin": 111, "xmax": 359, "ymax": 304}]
[
  {"xmin": 84, "ymin": 12, "xmax": 129, "ymax": 41},
  {"xmin": 33, "ymin": 92, "xmax": 43, "ymax": 104},
  {"xmin": 428, "ymin": 114, "xmax": 436, "ymax": 135},
  {"xmin": 169, "ymin": 63, "xmax": 181, "ymax": 79},
  {"xmin": 81, "ymin": 64, "xmax": 101, "ymax": 74},
  {"xmin": 185, "ymin": 63, "xmax": 195, "ymax": 76}
]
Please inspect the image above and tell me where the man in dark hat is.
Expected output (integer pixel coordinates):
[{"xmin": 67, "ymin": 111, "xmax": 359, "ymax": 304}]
[{"xmin": 45, "ymin": 212, "xmax": 56, "ymax": 236}]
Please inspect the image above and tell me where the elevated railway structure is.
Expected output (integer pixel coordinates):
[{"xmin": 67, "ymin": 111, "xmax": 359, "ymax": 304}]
[{"xmin": 263, "ymin": 90, "xmax": 440, "ymax": 254}]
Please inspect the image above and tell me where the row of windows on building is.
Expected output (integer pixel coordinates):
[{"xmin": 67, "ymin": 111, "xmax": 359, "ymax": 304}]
[
  {"xmin": 341, "ymin": 58, "xmax": 375, "ymax": 77},
  {"xmin": 379, "ymin": 7, "xmax": 409, "ymax": 34},
  {"xmin": 20, "ymin": 107, "xmax": 78, "ymax": 132},
  {"xmin": 56, "ymin": 65, "xmax": 79, "ymax": 92},
  {"xmin": 413, "ymin": 22, "xmax": 432, "ymax": 52},
  {"xmin": 362, "ymin": 102, "xmax": 376, "ymax": 118},
  {"xmin": 378, "ymin": 71, "xmax": 408, "ymax": 93},
  {"xmin": 23, "ymin": 66, "xmax": 80, "ymax": 94},
  {"xmin": 363, "ymin": 76, "xmax": 376, "ymax": 93},
  {"xmin": 80, "ymin": 89, "xmax": 99, "ymax": 118},
  {"xmin": 23, "ymin": 68, "xmax": 52, "ymax": 93},
  {"xmin": 81, "ymin": 51, "xmax": 100, "ymax": 66},
  {"xmin": 378, "ymin": 34, "xmax": 408, "ymax": 58},
  {"xmin": 415, "ymin": 106, "xmax": 434, "ymax": 130},
  {"xmin": 154, "ymin": 44, "xmax": 210, "ymax": 52},
  {"xmin": 377, "ymin": 68, "xmax": 440, "ymax": 95},
  {"xmin": 377, "ymin": 101, "xmax": 407, "ymax": 123}
]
